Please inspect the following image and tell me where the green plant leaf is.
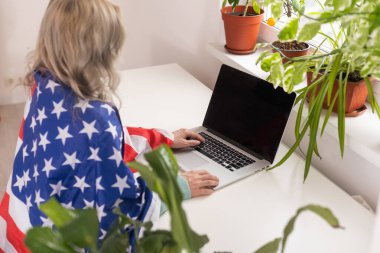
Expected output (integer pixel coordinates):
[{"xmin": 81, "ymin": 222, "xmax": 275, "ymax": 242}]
[
  {"xmin": 292, "ymin": 62, "xmax": 307, "ymax": 85},
  {"xmin": 59, "ymin": 209, "xmax": 99, "ymax": 251},
  {"xmin": 364, "ymin": 77, "xmax": 380, "ymax": 118},
  {"xmin": 278, "ymin": 18, "xmax": 299, "ymax": 41},
  {"xmin": 337, "ymin": 72, "xmax": 346, "ymax": 158},
  {"xmin": 253, "ymin": 237, "xmax": 282, "ymax": 253},
  {"xmin": 327, "ymin": 54, "xmax": 342, "ymax": 106},
  {"xmin": 304, "ymin": 78, "xmax": 329, "ymax": 181},
  {"xmin": 137, "ymin": 230, "xmax": 179, "ymax": 253},
  {"xmin": 25, "ymin": 228, "xmax": 76, "ymax": 253},
  {"xmin": 321, "ymin": 91, "xmax": 339, "ymax": 136},
  {"xmin": 333, "ymin": 0, "xmax": 351, "ymax": 12},
  {"xmin": 260, "ymin": 53, "xmax": 281, "ymax": 72},
  {"xmin": 222, "ymin": 0, "xmax": 228, "ymax": 8},
  {"xmin": 298, "ymin": 22, "xmax": 321, "ymax": 41},
  {"xmin": 303, "ymin": 205, "xmax": 341, "ymax": 228},
  {"xmin": 252, "ymin": 0, "xmax": 261, "ymax": 14},
  {"xmin": 39, "ymin": 198, "xmax": 77, "ymax": 228},
  {"xmin": 281, "ymin": 204, "xmax": 342, "ymax": 252},
  {"xmin": 271, "ymin": 1, "xmax": 283, "ymax": 19}
]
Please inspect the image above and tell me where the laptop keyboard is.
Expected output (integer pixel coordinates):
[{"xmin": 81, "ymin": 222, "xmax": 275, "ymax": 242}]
[{"xmin": 194, "ymin": 132, "xmax": 255, "ymax": 171}]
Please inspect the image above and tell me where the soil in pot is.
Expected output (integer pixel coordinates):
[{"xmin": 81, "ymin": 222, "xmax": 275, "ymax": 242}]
[
  {"xmin": 271, "ymin": 40, "xmax": 310, "ymax": 62},
  {"xmin": 307, "ymin": 70, "xmax": 368, "ymax": 117}
]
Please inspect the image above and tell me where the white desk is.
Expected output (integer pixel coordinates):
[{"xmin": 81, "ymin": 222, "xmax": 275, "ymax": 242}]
[{"xmin": 117, "ymin": 64, "xmax": 375, "ymax": 253}]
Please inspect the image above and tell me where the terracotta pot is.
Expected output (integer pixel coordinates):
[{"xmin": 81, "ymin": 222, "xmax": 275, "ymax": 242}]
[
  {"xmin": 221, "ymin": 6, "xmax": 264, "ymax": 54},
  {"xmin": 306, "ymin": 72, "xmax": 368, "ymax": 117},
  {"xmin": 271, "ymin": 41, "xmax": 310, "ymax": 63}
]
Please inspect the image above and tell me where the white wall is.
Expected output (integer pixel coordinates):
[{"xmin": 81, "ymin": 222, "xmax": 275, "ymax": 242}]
[
  {"xmin": 0, "ymin": 0, "xmax": 223, "ymax": 105},
  {"xmin": 0, "ymin": 0, "xmax": 49, "ymax": 105}
]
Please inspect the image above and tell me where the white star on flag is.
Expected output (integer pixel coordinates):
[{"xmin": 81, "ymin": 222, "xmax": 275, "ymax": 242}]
[
  {"xmin": 41, "ymin": 216, "xmax": 53, "ymax": 228},
  {"xmin": 49, "ymin": 180, "xmax": 67, "ymax": 197},
  {"xmin": 73, "ymin": 176, "xmax": 90, "ymax": 193},
  {"xmin": 30, "ymin": 116, "xmax": 37, "ymax": 132},
  {"xmin": 36, "ymin": 86, "xmax": 42, "ymax": 100},
  {"xmin": 99, "ymin": 229, "xmax": 107, "ymax": 240},
  {"xmin": 96, "ymin": 204, "xmax": 107, "ymax": 221},
  {"xmin": 25, "ymin": 195, "xmax": 33, "ymax": 211},
  {"xmin": 36, "ymin": 107, "xmax": 47, "ymax": 125},
  {"xmin": 35, "ymin": 190, "xmax": 45, "ymax": 206},
  {"xmin": 112, "ymin": 174, "xmax": 130, "ymax": 194},
  {"xmin": 79, "ymin": 120, "xmax": 99, "ymax": 140},
  {"xmin": 74, "ymin": 99, "xmax": 94, "ymax": 114},
  {"xmin": 108, "ymin": 147, "xmax": 123, "ymax": 167},
  {"xmin": 101, "ymin": 104, "xmax": 114, "ymax": 115},
  {"xmin": 56, "ymin": 125, "xmax": 73, "ymax": 145},
  {"xmin": 83, "ymin": 199, "xmax": 95, "ymax": 209},
  {"xmin": 88, "ymin": 147, "xmax": 102, "ymax": 161},
  {"xmin": 106, "ymin": 122, "xmax": 118, "ymax": 140},
  {"xmin": 42, "ymin": 158, "xmax": 56, "ymax": 177},
  {"xmin": 112, "ymin": 198, "xmax": 123, "ymax": 208},
  {"xmin": 22, "ymin": 145, "xmax": 29, "ymax": 162},
  {"xmin": 23, "ymin": 169, "xmax": 31, "ymax": 188},
  {"xmin": 13, "ymin": 174, "xmax": 24, "ymax": 192},
  {"xmin": 51, "ymin": 99, "xmax": 67, "ymax": 119},
  {"xmin": 62, "ymin": 202, "xmax": 74, "ymax": 210},
  {"xmin": 63, "ymin": 152, "xmax": 81, "ymax": 169},
  {"xmin": 46, "ymin": 80, "xmax": 60, "ymax": 94},
  {"xmin": 38, "ymin": 131, "xmax": 51, "ymax": 151},
  {"xmin": 33, "ymin": 164, "xmax": 39, "ymax": 182},
  {"xmin": 31, "ymin": 140, "xmax": 37, "ymax": 157},
  {"xmin": 96, "ymin": 177, "xmax": 105, "ymax": 191}
]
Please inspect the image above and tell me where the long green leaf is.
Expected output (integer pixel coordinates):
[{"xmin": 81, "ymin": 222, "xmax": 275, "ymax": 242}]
[
  {"xmin": 337, "ymin": 72, "xmax": 346, "ymax": 158},
  {"xmin": 253, "ymin": 238, "xmax": 282, "ymax": 253},
  {"xmin": 365, "ymin": 76, "xmax": 380, "ymax": 118},
  {"xmin": 327, "ymin": 54, "xmax": 342, "ymax": 106},
  {"xmin": 321, "ymin": 90, "xmax": 339, "ymax": 136},
  {"xmin": 304, "ymin": 79, "xmax": 329, "ymax": 181},
  {"xmin": 281, "ymin": 204, "xmax": 342, "ymax": 252}
]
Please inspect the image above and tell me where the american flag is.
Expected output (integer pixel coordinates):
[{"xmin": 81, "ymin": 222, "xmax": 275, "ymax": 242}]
[{"xmin": 0, "ymin": 70, "xmax": 173, "ymax": 253}]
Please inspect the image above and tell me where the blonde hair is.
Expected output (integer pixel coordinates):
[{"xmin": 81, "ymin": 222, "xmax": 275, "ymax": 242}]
[{"xmin": 26, "ymin": 0, "xmax": 125, "ymax": 102}]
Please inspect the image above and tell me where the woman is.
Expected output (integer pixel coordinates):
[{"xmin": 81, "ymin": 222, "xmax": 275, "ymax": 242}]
[{"xmin": 0, "ymin": 0, "xmax": 218, "ymax": 252}]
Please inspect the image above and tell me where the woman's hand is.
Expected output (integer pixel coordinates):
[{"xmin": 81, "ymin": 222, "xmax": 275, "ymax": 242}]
[
  {"xmin": 171, "ymin": 128, "xmax": 205, "ymax": 149},
  {"xmin": 181, "ymin": 170, "xmax": 219, "ymax": 197}
]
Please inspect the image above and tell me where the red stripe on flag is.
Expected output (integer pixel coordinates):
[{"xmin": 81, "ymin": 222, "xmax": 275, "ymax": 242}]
[
  {"xmin": 127, "ymin": 127, "xmax": 172, "ymax": 149},
  {"xmin": 0, "ymin": 247, "xmax": 5, "ymax": 253},
  {"xmin": 0, "ymin": 194, "xmax": 30, "ymax": 253},
  {"xmin": 18, "ymin": 118, "xmax": 25, "ymax": 141},
  {"xmin": 123, "ymin": 144, "xmax": 138, "ymax": 173}
]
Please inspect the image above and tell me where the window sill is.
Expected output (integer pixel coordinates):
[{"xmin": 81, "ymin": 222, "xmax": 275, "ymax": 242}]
[{"xmin": 206, "ymin": 42, "xmax": 380, "ymax": 168}]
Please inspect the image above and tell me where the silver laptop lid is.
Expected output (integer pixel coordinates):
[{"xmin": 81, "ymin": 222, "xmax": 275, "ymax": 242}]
[{"xmin": 203, "ymin": 64, "xmax": 296, "ymax": 164}]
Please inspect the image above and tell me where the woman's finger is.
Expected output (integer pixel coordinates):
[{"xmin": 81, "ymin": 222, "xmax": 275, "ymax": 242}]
[
  {"xmin": 199, "ymin": 180, "xmax": 219, "ymax": 188},
  {"xmin": 186, "ymin": 131, "xmax": 205, "ymax": 142}
]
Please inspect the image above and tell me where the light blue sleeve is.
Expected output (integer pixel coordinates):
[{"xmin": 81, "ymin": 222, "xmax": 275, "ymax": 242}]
[{"xmin": 159, "ymin": 175, "xmax": 191, "ymax": 215}]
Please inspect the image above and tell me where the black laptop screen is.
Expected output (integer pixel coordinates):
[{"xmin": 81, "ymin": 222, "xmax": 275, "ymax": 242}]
[{"xmin": 203, "ymin": 64, "xmax": 296, "ymax": 163}]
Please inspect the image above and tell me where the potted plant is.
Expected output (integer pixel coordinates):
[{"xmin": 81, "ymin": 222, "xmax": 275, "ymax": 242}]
[
  {"xmin": 256, "ymin": 0, "xmax": 380, "ymax": 180},
  {"xmin": 221, "ymin": 0, "xmax": 264, "ymax": 54},
  {"xmin": 268, "ymin": 1, "xmax": 310, "ymax": 61}
]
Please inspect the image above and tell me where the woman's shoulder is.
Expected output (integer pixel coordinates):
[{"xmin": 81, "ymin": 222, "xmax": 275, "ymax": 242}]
[{"xmin": 29, "ymin": 71, "xmax": 122, "ymax": 145}]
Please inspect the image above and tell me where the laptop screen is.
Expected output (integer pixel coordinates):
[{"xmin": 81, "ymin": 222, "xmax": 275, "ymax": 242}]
[{"xmin": 203, "ymin": 64, "xmax": 296, "ymax": 164}]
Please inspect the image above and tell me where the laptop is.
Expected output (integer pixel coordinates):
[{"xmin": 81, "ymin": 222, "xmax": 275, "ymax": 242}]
[{"xmin": 175, "ymin": 64, "xmax": 296, "ymax": 189}]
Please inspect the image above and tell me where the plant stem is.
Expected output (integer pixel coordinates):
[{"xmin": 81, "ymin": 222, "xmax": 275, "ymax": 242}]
[{"xmin": 243, "ymin": 0, "xmax": 250, "ymax": 16}]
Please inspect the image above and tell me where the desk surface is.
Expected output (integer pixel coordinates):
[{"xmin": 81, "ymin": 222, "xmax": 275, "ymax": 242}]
[{"xmin": 117, "ymin": 64, "xmax": 374, "ymax": 253}]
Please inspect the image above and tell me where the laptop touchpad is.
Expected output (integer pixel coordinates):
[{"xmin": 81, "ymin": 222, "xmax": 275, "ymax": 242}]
[{"xmin": 175, "ymin": 151, "xmax": 209, "ymax": 169}]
